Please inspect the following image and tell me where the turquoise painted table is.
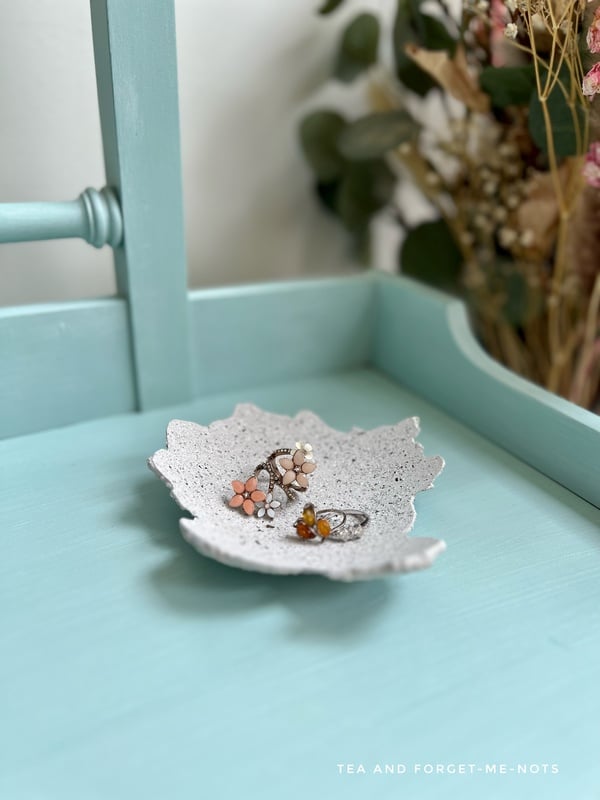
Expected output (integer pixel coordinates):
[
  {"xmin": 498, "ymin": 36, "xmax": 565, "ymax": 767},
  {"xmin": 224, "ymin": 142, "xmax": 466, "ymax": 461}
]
[
  {"xmin": 2, "ymin": 363, "xmax": 600, "ymax": 800},
  {"xmin": 1, "ymin": 3, "xmax": 599, "ymax": 799}
]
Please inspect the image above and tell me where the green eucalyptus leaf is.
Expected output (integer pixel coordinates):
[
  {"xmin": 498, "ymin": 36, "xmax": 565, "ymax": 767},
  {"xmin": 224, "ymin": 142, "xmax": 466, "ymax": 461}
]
[
  {"xmin": 336, "ymin": 159, "xmax": 396, "ymax": 232},
  {"xmin": 334, "ymin": 13, "xmax": 380, "ymax": 83},
  {"xmin": 502, "ymin": 272, "xmax": 529, "ymax": 325},
  {"xmin": 393, "ymin": 2, "xmax": 433, "ymax": 95},
  {"xmin": 480, "ymin": 65, "xmax": 536, "ymax": 108},
  {"xmin": 528, "ymin": 70, "xmax": 586, "ymax": 157},
  {"xmin": 315, "ymin": 180, "xmax": 340, "ymax": 215},
  {"xmin": 400, "ymin": 219, "xmax": 462, "ymax": 291},
  {"xmin": 396, "ymin": 59, "xmax": 438, "ymax": 96},
  {"xmin": 501, "ymin": 271, "xmax": 545, "ymax": 325},
  {"xmin": 338, "ymin": 111, "xmax": 417, "ymax": 160},
  {"xmin": 408, "ymin": 0, "xmax": 426, "ymax": 38},
  {"xmin": 299, "ymin": 110, "xmax": 347, "ymax": 182},
  {"xmin": 318, "ymin": 0, "xmax": 345, "ymax": 14},
  {"xmin": 393, "ymin": 3, "xmax": 456, "ymax": 95},
  {"xmin": 421, "ymin": 14, "xmax": 457, "ymax": 53}
]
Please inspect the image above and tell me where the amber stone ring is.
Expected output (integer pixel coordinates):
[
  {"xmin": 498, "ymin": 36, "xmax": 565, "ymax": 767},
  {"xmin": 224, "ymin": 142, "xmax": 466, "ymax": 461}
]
[{"xmin": 294, "ymin": 503, "xmax": 369, "ymax": 542}]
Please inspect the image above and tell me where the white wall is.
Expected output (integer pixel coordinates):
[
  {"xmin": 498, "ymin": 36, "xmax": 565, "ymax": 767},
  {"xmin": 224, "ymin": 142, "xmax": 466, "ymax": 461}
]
[{"xmin": 0, "ymin": 0, "xmax": 381, "ymax": 307}]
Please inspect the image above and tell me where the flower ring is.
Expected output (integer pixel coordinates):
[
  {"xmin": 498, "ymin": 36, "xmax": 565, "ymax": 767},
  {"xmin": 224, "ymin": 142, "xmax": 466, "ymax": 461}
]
[
  {"xmin": 256, "ymin": 492, "xmax": 281, "ymax": 519},
  {"xmin": 229, "ymin": 477, "xmax": 266, "ymax": 516},
  {"xmin": 279, "ymin": 447, "xmax": 316, "ymax": 489}
]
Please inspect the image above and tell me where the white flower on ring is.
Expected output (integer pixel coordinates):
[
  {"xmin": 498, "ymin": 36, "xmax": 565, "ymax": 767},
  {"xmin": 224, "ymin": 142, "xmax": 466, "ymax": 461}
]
[
  {"xmin": 295, "ymin": 441, "xmax": 314, "ymax": 460},
  {"xmin": 257, "ymin": 492, "xmax": 281, "ymax": 519}
]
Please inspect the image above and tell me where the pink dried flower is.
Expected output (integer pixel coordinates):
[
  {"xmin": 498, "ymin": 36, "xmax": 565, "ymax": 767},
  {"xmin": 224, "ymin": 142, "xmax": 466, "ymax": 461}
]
[
  {"xmin": 490, "ymin": 0, "xmax": 510, "ymax": 66},
  {"xmin": 582, "ymin": 142, "xmax": 600, "ymax": 188},
  {"xmin": 582, "ymin": 62, "xmax": 600, "ymax": 97},
  {"xmin": 587, "ymin": 8, "xmax": 600, "ymax": 53}
]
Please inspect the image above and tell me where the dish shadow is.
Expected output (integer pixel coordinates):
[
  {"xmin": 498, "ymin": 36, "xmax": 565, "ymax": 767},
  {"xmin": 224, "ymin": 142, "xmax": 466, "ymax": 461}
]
[{"xmin": 122, "ymin": 476, "xmax": 395, "ymax": 639}]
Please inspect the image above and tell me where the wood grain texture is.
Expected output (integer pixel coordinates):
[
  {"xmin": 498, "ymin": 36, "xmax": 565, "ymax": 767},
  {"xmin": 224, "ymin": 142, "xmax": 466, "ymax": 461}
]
[
  {"xmin": 374, "ymin": 273, "xmax": 600, "ymax": 507},
  {"xmin": 0, "ymin": 299, "xmax": 135, "ymax": 438},
  {"xmin": 1, "ymin": 369, "xmax": 599, "ymax": 799},
  {"xmin": 189, "ymin": 275, "xmax": 375, "ymax": 395},
  {"xmin": 3, "ymin": 271, "xmax": 597, "ymax": 502},
  {"xmin": 1, "ymin": 276, "xmax": 372, "ymax": 438},
  {"xmin": 90, "ymin": 0, "xmax": 193, "ymax": 409}
]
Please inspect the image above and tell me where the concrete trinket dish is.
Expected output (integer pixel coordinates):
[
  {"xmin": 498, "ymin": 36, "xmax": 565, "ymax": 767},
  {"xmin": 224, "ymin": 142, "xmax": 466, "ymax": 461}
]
[{"xmin": 148, "ymin": 403, "xmax": 445, "ymax": 581}]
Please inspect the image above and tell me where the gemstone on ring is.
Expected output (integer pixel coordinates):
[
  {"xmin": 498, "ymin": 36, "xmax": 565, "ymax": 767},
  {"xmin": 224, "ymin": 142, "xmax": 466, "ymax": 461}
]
[
  {"xmin": 293, "ymin": 503, "xmax": 367, "ymax": 541},
  {"xmin": 229, "ymin": 476, "xmax": 266, "ymax": 516}
]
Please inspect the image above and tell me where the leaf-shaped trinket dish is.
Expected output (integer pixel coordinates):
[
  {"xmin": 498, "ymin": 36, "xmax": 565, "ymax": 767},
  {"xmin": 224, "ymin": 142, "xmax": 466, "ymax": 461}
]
[{"xmin": 148, "ymin": 404, "xmax": 445, "ymax": 581}]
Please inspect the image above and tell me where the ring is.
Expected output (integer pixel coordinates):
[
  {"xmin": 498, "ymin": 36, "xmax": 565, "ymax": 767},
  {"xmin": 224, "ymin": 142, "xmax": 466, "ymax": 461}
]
[
  {"xmin": 229, "ymin": 441, "xmax": 316, "ymax": 517},
  {"xmin": 255, "ymin": 440, "xmax": 316, "ymax": 500},
  {"xmin": 294, "ymin": 503, "xmax": 369, "ymax": 541}
]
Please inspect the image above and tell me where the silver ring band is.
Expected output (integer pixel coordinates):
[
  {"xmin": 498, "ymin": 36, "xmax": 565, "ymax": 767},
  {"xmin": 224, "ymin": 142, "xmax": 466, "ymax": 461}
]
[{"xmin": 316, "ymin": 508, "xmax": 369, "ymax": 540}]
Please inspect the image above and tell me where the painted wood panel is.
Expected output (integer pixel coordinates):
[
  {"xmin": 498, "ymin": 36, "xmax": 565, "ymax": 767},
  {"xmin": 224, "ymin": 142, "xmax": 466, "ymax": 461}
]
[
  {"xmin": 0, "ymin": 299, "xmax": 135, "ymax": 438},
  {"xmin": 188, "ymin": 275, "xmax": 375, "ymax": 395},
  {"xmin": 373, "ymin": 273, "xmax": 600, "ymax": 507},
  {"xmin": 90, "ymin": 0, "xmax": 193, "ymax": 409},
  {"xmin": 1, "ymin": 369, "xmax": 598, "ymax": 799},
  {"xmin": 0, "ymin": 187, "xmax": 122, "ymax": 248}
]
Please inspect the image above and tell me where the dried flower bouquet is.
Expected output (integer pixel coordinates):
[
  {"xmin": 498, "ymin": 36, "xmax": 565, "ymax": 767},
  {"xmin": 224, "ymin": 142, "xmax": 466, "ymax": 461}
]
[{"xmin": 301, "ymin": 0, "xmax": 600, "ymax": 410}]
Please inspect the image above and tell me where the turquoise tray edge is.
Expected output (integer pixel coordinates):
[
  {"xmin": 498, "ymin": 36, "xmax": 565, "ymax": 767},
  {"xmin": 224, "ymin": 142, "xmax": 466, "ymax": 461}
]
[
  {"xmin": 3, "ymin": 271, "xmax": 598, "ymax": 507},
  {"xmin": 372, "ymin": 272, "xmax": 600, "ymax": 508}
]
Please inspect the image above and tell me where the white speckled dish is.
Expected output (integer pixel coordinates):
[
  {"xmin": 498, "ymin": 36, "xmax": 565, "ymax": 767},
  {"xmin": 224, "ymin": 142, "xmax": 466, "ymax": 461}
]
[{"xmin": 148, "ymin": 404, "xmax": 445, "ymax": 581}]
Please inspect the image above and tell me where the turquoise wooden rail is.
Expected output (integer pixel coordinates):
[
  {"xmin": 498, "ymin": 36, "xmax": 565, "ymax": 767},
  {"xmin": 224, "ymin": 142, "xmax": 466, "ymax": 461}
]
[
  {"xmin": 0, "ymin": 187, "xmax": 123, "ymax": 247},
  {"xmin": 0, "ymin": 0, "xmax": 194, "ymax": 423}
]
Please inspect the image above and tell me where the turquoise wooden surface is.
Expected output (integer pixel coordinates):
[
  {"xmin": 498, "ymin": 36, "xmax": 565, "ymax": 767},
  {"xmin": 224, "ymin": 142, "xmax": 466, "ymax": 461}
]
[
  {"xmin": 0, "ymin": 187, "xmax": 122, "ymax": 247},
  {"xmin": 0, "ymin": 298, "xmax": 135, "ymax": 439},
  {"xmin": 2, "ymin": 370, "xmax": 599, "ymax": 800},
  {"xmin": 374, "ymin": 275, "xmax": 600, "ymax": 507},
  {"xmin": 91, "ymin": 0, "xmax": 193, "ymax": 410},
  {"xmin": 5, "ymin": 272, "xmax": 599, "ymax": 505},
  {"xmin": 1, "ymin": 275, "xmax": 374, "ymax": 438},
  {"xmin": 188, "ymin": 275, "xmax": 374, "ymax": 395}
]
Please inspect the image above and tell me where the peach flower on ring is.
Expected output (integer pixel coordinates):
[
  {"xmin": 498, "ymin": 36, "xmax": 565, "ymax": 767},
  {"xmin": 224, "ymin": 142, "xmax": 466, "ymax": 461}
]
[
  {"xmin": 279, "ymin": 448, "xmax": 317, "ymax": 488},
  {"xmin": 229, "ymin": 476, "xmax": 266, "ymax": 515}
]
